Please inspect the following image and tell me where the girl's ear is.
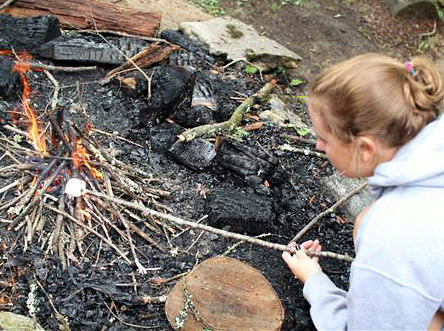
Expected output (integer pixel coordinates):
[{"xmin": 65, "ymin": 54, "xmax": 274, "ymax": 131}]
[{"xmin": 356, "ymin": 136, "xmax": 377, "ymax": 164}]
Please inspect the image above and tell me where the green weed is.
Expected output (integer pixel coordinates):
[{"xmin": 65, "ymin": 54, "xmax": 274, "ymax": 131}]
[{"xmin": 189, "ymin": 0, "xmax": 225, "ymax": 15}]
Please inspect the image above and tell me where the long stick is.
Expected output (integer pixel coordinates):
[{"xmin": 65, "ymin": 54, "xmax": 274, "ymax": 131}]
[
  {"xmin": 84, "ymin": 190, "xmax": 354, "ymax": 263},
  {"xmin": 290, "ymin": 182, "xmax": 368, "ymax": 243}
]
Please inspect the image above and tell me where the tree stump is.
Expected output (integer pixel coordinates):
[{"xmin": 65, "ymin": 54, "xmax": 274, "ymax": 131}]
[{"xmin": 165, "ymin": 256, "xmax": 284, "ymax": 331}]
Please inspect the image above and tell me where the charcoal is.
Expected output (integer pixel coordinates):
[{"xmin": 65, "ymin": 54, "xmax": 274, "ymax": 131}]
[
  {"xmin": 205, "ymin": 186, "xmax": 275, "ymax": 235},
  {"xmin": 38, "ymin": 33, "xmax": 151, "ymax": 65},
  {"xmin": 0, "ymin": 57, "xmax": 20, "ymax": 100},
  {"xmin": 139, "ymin": 65, "xmax": 195, "ymax": 124},
  {"xmin": 217, "ymin": 138, "xmax": 286, "ymax": 187},
  {"xmin": 160, "ymin": 29, "xmax": 215, "ymax": 64},
  {"xmin": 0, "ymin": 14, "xmax": 61, "ymax": 52},
  {"xmin": 168, "ymin": 138, "xmax": 217, "ymax": 171}
]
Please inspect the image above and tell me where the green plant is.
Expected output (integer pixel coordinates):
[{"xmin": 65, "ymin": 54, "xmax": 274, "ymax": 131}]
[
  {"xmin": 297, "ymin": 127, "xmax": 309, "ymax": 136},
  {"xmin": 269, "ymin": 3, "xmax": 280, "ymax": 11},
  {"xmin": 189, "ymin": 0, "xmax": 225, "ymax": 15},
  {"xmin": 436, "ymin": 0, "xmax": 444, "ymax": 21},
  {"xmin": 417, "ymin": 36, "xmax": 434, "ymax": 54},
  {"xmin": 244, "ymin": 65, "xmax": 258, "ymax": 74},
  {"xmin": 290, "ymin": 78, "xmax": 305, "ymax": 87},
  {"xmin": 280, "ymin": 0, "xmax": 306, "ymax": 5}
]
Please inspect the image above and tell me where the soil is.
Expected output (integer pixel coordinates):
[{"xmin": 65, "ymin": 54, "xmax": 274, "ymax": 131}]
[{"xmin": 0, "ymin": 1, "xmax": 443, "ymax": 331}]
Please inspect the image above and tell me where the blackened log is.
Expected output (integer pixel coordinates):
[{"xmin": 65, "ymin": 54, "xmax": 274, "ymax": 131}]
[
  {"xmin": 217, "ymin": 138, "xmax": 286, "ymax": 187},
  {"xmin": 38, "ymin": 34, "xmax": 151, "ymax": 65},
  {"xmin": 139, "ymin": 65, "xmax": 195, "ymax": 124},
  {"xmin": 0, "ymin": 56, "xmax": 19, "ymax": 100},
  {"xmin": 0, "ymin": 14, "xmax": 61, "ymax": 52},
  {"xmin": 0, "ymin": 0, "xmax": 161, "ymax": 37},
  {"xmin": 160, "ymin": 30, "xmax": 215, "ymax": 64},
  {"xmin": 205, "ymin": 187, "xmax": 275, "ymax": 235},
  {"xmin": 168, "ymin": 138, "xmax": 216, "ymax": 171}
]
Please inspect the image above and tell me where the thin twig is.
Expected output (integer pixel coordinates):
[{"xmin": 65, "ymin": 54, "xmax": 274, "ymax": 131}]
[
  {"xmin": 43, "ymin": 203, "xmax": 132, "ymax": 264},
  {"xmin": 31, "ymin": 62, "xmax": 96, "ymax": 72},
  {"xmin": 84, "ymin": 190, "xmax": 354, "ymax": 262},
  {"xmin": 279, "ymin": 144, "xmax": 327, "ymax": 159},
  {"xmin": 290, "ymin": 182, "xmax": 368, "ymax": 243}
]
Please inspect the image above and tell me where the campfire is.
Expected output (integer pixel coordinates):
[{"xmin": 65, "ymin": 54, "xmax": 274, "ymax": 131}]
[{"xmin": 0, "ymin": 1, "xmax": 361, "ymax": 329}]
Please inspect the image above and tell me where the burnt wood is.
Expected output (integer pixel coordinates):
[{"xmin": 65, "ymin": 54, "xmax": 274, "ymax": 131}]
[
  {"xmin": 168, "ymin": 138, "xmax": 217, "ymax": 171},
  {"xmin": 160, "ymin": 29, "xmax": 215, "ymax": 64},
  {"xmin": 38, "ymin": 34, "xmax": 152, "ymax": 65},
  {"xmin": 0, "ymin": 14, "xmax": 61, "ymax": 52},
  {"xmin": 0, "ymin": 56, "xmax": 19, "ymax": 100},
  {"xmin": 205, "ymin": 187, "xmax": 275, "ymax": 235},
  {"xmin": 217, "ymin": 138, "xmax": 286, "ymax": 187},
  {"xmin": 139, "ymin": 65, "xmax": 195, "ymax": 124},
  {"xmin": 0, "ymin": 0, "xmax": 161, "ymax": 37}
]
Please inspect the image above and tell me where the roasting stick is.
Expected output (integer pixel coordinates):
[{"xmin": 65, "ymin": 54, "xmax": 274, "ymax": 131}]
[{"xmin": 83, "ymin": 189, "xmax": 355, "ymax": 263}]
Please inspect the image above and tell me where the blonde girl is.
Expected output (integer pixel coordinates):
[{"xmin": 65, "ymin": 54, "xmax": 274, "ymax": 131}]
[{"xmin": 282, "ymin": 53, "xmax": 444, "ymax": 330}]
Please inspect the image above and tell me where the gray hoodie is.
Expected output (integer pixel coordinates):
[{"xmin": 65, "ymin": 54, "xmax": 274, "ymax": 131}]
[{"xmin": 303, "ymin": 114, "xmax": 444, "ymax": 330}]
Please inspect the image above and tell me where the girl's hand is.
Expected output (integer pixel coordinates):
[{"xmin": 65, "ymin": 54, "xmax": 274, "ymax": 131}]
[{"xmin": 282, "ymin": 240, "xmax": 322, "ymax": 283}]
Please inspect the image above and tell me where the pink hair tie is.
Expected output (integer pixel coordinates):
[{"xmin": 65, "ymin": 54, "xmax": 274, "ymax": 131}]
[{"xmin": 405, "ymin": 61, "xmax": 416, "ymax": 75}]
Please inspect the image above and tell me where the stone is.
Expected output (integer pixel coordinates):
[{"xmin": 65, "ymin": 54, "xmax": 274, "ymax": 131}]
[
  {"xmin": 321, "ymin": 172, "xmax": 374, "ymax": 222},
  {"xmin": 179, "ymin": 17, "xmax": 302, "ymax": 71}
]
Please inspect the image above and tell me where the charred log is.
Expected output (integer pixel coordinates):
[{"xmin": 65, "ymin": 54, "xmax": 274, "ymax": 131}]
[
  {"xmin": 139, "ymin": 65, "xmax": 195, "ymax": 124},
  {"xmin": 217, "ymin": 138, "xmax": 286, "ymax": 187},
  {"xmin": 0, "ymin": 14, "xmax": 61, "ymax": 52},
  {"xmin": 0, "ymin": 0, "xmax": 161, "ymax": 37},
  {"xmin": 160, "ymin": 29, "xmax": 215, "ymax": 64},
  {"xmin": 168, "ymin": 138, "xmax": 216, "ymax": 171},
  {"xmin": 0, "ymin": 56, "xmax": 19, "ymax": 100},
  {"xmin": 205, "ymin": 187, "xmax": 275, "ymax": 235},
  {"xmin": 38, "ymin": 34, "xmax": 152, "ymax": 66}
]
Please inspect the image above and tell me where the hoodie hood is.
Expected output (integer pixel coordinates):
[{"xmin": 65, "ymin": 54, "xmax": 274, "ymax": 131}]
[{"xmin": 368, "ymin": 113, "xmax": 444, "ymax": 197}]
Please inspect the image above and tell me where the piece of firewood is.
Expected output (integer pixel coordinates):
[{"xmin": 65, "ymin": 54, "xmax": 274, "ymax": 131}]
[
  {"xmin": 0, "ymin": 14, "xmax": 61, "ymax": 52},
  {"xmin": 0, "ymin": 0, "xmax": 161, "ymax": 37}
]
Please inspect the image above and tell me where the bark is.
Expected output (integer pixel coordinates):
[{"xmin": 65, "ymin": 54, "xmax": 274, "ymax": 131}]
[{"xmin": 0, "ymin": 0, "xmax": 161, "ymax": 37}]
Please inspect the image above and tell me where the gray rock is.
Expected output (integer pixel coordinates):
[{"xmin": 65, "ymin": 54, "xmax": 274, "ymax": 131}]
[
  {"xmin": 381, "ymin": 0, "xmax": 437, "ymax": 18},
  {"xmin": 179, "ymin": 17, "xmax": 302, "ymax": 71},
  {"xmin": 322, "ymin": 172, "xmax": 373, "ymax": 222}
]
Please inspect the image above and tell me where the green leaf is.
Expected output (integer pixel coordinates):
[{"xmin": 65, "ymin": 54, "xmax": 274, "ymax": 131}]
[
  {"xmin": 244, "ymin": 65, "xmax": 258, "ymax": 74},
  {"xmin": 297, "ymin": 127, "xmax": 308, "ymax": 136},
  {"xmin": 290, "ymin": 78, "xmax": 304, "ymax": 86}
]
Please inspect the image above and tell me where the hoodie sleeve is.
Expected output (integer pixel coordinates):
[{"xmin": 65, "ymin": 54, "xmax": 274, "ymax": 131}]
[
  {"xmin": 303, "ymin": 266, "xmax": 440, "ymax": 331},
  {"xmin": 303, "ymin": 272, "xmax": 348, "ymax": 331}
]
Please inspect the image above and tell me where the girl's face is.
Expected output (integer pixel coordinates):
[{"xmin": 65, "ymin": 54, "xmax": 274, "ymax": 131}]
[{"xmin": 308, "ymin": 97, "xmax": 362, "ymax": 178}]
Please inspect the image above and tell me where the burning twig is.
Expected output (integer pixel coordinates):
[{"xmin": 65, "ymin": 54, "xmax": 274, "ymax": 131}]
[
  {"xmin": 290, "ymin": 182, "xmax": 368, "ymax": 243},
  {"xmin": 178, "ymin": 80, "xmax": 276, "ymax": 142},
  {"xmin": 84, "ymin": 190, "xmax": 355, "ymax": 263}
]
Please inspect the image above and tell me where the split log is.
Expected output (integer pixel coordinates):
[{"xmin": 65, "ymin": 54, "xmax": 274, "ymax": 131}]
[
  {"xmin": 103, "ymin": 42, "xmax": 180, "ymax": 84},
  {"xmin": 168, "ymin": 138, "xmax": 217, "ymax": 172},
  {"xmin": 217, "ymin": 138, "xmax": 286, "ymax": 187},
  {"xmin": 0, "ymin": 0, "xmax": 161, "ymax": 37},
  {"xmin": 0, "ymin": 14, "xmax": 61, "ymax": 52},
  {"xmin": 38, "ymin": 34, "xmax": 152, "ymax": 66},
  {"xmin": 160, "ymin": 29, "xmax": 215, "ymax": 64},
  {"xmin": 205, "ymin": 187, "xmax": 275, "ymax": 235},
  {"xmin": 139, "ymin": 65, "xmax": 195, "ymax": 124}
]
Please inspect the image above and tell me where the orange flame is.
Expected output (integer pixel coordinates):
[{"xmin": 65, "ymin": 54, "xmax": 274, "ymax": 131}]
[
  {"xmin": 1, "ymin": 50, "xmax": 47, "ymax": 155},
  {"xmin": 72, "ymin": 139, "xmax": 103, "ymax": 179}
]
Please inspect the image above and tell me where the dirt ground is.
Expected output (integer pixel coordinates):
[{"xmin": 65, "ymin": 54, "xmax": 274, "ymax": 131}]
[{"xmin": 1, "ymin": 1, "xmax": 443, "ymax": 331}]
